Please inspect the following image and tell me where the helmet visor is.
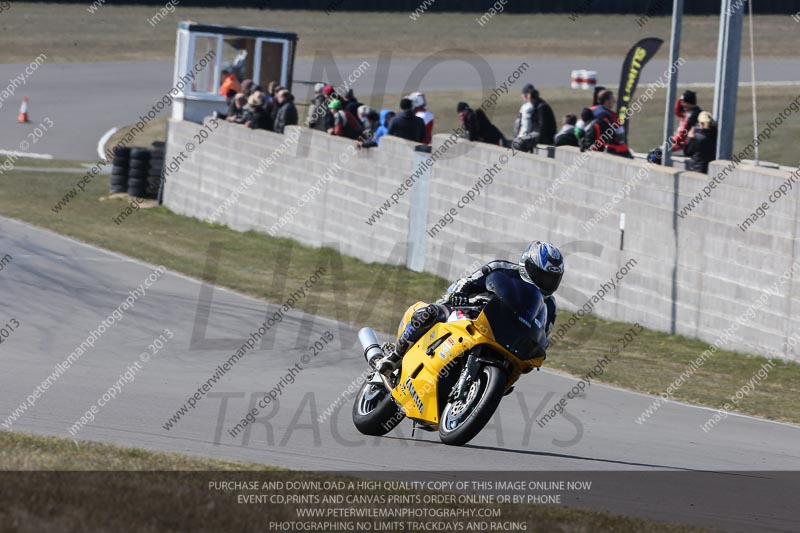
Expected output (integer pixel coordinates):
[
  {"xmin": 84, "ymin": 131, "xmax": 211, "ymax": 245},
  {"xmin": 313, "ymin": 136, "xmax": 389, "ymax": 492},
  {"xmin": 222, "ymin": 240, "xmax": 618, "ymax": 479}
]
[{"xmin": 523, "ymin": 265, "xmax": 562, "ymax": 295}]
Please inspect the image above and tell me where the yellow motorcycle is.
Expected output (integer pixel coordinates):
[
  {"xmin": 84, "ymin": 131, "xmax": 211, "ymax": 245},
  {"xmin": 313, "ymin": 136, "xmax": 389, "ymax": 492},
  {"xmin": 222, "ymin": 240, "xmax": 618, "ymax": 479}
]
[{"xmin": 352, "ymin": 270, "xmax": 549, "ymax": 446}]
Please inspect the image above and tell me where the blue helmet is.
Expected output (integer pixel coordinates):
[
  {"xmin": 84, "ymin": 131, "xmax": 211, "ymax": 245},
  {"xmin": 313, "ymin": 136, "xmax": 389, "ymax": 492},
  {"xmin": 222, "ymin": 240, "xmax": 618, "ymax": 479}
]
[{"xmin": 520, "ymin": 241, "xmax": 564, "ymax": 295}]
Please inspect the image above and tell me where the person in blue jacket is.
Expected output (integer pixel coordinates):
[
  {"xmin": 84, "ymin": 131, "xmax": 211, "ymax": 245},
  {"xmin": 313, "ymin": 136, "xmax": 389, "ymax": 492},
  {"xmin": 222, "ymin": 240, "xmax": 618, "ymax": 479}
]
[{"xmin": 374, "ymin": 108, "xmax": 395, "ymax": 146}]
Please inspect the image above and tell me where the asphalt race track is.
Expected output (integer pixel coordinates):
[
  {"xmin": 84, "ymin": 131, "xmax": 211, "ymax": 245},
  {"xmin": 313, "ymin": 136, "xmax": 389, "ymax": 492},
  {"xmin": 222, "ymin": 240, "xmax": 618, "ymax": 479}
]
[
  {"xmin": 1, "ymin": 215, "xmax": 799, "ymax": 531},
  {"xmin": 1, "ymin": 57, "xmax": 799, "ymax": 160}
]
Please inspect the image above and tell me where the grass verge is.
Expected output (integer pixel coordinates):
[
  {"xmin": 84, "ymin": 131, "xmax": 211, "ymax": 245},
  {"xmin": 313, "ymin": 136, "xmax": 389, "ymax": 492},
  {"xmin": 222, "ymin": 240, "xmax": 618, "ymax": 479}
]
[
  {"xmin": 1, "ymin": 5, "xmax": 798, "ymax": 62},
  {"xmin": 5, "ymin": 156, "xmax": 89, "ymax": 169},
  {"xmin": 1, "ymin": 167, "xmax": 798, "ymax": 426},
  {"xmin": 0, "ymin": 431, "xmax": 702, "ymax": 532}
]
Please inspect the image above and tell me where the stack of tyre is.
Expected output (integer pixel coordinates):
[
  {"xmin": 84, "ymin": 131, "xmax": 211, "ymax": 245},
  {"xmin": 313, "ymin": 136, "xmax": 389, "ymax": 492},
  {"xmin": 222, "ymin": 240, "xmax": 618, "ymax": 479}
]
[
  {"xmin": 148, "ymin": 141, "xmax": 165, "ymax": 200},
  {"xmin": 127, "ymin": 147, "xmax": 151, "ymax": 198},
  {"xmin": 110, "ymin": 147, "xmax": 130, "ymax": 194}
]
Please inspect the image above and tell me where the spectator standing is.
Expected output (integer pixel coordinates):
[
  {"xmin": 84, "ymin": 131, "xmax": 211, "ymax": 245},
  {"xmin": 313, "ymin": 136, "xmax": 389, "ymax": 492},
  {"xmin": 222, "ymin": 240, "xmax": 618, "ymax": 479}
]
[
  {"xmin": 512, "ymin": 85, "xmax": 536, "ymax": 152},
  {"xmin": 218, "ymin": 69, "xmax": 241, "ymax": 97},
  {"xmin": 388, "ymin": 98, "xmax": 426, "ymax": 143},
  {"xmin": 554, "ymin": 114, "xmax": 579, "ymax": 147},
  {"xmin": 409, "ymin": 92, "xmax": 435, "ymax": 144},
  {"xmin": 306, "ymin": 83, "xmax": 328, "ymax": 131},
  {"xmin": 266, "ymin": 81, "xmax": 280, "ymax": 101},
  {"xmin": 244, "ymin": 92, "xmax": 270, "ymax": 130},
  {"xmin": 343, "ymin": 89, "xmax": 362, "ymax": 117},
  {"xmin": 670, "ymin": 90, "xmax": 702, "ymax": 153},
  {"xmin": 266, "ymin": 84, "xmax": 286, "ymax": 132},
  {"xmin": 457, "ymin": 102, "xmax": 506, "ymax": 146},
  {"xmin": 273, "ymin": 89, "xmax": 298, "ymax": 134},
  {"xmin": 581, "ymin": 90, "xmax": 632, "ymax": 158},
  {"xmin": 241, "ymin": 79, "xmax": 254, "ymax": 97},
  {"xmin": 592, "ymin": 86, "xmax": 606, "ymax": 107},
  {"xmin": 684, "ymin": 111, "xmax": 717, "ymax": 173},
  {"xmin": 323, "ymin": 84, "xmax": 338, "ymax": 100},
  {"xmin": 328, "ymin": 99, "xmax": 364, "ymax": 139},
  {"xmin": 530, "ymin": 87, "xmax": 557, "ymax": 145}
]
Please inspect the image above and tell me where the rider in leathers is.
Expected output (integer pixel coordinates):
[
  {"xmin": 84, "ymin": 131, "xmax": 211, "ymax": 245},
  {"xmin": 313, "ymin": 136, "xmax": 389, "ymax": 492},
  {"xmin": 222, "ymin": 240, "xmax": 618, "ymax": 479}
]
[{"xmin": 376, "ymin": 241, "xmax": 564, "ymax": 374}]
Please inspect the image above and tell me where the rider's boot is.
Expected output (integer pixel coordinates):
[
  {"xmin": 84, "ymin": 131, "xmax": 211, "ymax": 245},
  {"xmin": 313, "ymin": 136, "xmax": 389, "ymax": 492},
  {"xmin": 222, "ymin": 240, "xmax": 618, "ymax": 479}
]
[{"xmin": 374, "ymin": 341, "xmax": 407, "ymax": 375}]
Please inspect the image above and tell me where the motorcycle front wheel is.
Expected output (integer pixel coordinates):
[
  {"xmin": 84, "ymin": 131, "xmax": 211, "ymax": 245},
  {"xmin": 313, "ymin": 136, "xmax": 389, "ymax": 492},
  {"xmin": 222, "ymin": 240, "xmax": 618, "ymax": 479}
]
[
  {"xmin": 439, "ymin": 365, "xmax": 507, "ymax": 446},
  {"xmin": 352, "ymin": 378, "xmax": 405, "ymax": 436}
]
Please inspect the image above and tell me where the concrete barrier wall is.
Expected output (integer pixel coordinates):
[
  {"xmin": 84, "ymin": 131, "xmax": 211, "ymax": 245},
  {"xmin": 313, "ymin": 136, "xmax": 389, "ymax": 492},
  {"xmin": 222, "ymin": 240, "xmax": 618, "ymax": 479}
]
[{"xmin": 164, "ymin": 119, "xmax": 800, "ymax": 361}]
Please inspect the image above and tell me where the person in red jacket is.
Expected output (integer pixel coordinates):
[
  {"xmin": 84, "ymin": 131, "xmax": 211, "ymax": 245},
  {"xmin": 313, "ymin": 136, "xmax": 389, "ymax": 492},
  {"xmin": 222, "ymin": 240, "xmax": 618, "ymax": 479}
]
[
  {"xmin": 581, "ymin": 90, "xmax": 632, "ymax": 158},
  {"xmin": 328, "ymin": 99, "xmax": 363, "ymax": 140},
  {"xmin": 670, "ymin": 90, "xmax": 702, "ymax": 153}
]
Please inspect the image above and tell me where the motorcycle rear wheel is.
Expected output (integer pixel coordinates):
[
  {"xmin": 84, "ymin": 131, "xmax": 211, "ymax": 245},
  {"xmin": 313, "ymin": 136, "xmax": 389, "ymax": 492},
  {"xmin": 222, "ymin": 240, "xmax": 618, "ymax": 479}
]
[
  {"xmin": 352, "ymin": 379, "xmax": 404, "ymax": 436},
  {"xmin": 439, "ymin": 365, "xmax": 507, "ymax": 446}
]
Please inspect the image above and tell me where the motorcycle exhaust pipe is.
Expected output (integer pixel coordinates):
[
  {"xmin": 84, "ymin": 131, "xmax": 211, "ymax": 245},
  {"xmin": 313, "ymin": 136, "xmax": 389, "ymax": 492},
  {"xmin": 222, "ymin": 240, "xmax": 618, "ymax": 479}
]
[{"xmin": 358, "ymin": 327, "xmax": 384, "ymax": 368}]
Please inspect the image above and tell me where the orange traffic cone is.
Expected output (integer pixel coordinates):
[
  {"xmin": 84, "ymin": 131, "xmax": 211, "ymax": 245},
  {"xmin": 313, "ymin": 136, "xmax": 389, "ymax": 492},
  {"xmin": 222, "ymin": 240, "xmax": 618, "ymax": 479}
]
[{"xmin": 17, "ymin": 97, "xmax": 29, "ymax": 123}]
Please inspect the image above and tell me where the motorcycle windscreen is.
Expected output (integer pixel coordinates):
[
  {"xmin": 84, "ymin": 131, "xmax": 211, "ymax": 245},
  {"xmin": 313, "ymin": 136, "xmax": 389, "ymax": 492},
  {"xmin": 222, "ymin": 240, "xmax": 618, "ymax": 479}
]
[{"xmin": 483, "ymin": 271, "xmax": 547, "ymax": 360}]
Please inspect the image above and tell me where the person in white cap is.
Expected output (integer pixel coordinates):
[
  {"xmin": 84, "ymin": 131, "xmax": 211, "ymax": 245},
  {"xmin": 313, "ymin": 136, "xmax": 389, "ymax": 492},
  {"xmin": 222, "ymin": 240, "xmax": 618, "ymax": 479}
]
[{"xmin": 409, "ymin": 91, "xmax": 435, "ymax": 144}]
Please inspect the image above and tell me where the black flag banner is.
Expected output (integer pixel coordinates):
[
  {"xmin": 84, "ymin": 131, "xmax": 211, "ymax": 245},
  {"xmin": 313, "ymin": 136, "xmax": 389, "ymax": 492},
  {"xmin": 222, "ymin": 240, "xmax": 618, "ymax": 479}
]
[{"xmin": 617, "ymin": 37, "xmax": 663, "ymax": 137}]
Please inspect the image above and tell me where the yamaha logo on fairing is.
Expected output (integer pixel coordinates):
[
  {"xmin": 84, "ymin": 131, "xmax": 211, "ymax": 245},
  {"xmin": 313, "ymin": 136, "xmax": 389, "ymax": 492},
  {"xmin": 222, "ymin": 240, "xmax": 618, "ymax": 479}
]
[{"xmin": 405, "ymin": 377, "xmax": 424, "ymax": 413}]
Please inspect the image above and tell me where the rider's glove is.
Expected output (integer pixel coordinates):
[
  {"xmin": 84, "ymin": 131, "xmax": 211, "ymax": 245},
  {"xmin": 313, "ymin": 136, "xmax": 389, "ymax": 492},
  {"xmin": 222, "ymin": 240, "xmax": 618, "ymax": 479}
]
[{"xmin": 447, "ymin": 292, "xmax": 469, "ymax": 307}]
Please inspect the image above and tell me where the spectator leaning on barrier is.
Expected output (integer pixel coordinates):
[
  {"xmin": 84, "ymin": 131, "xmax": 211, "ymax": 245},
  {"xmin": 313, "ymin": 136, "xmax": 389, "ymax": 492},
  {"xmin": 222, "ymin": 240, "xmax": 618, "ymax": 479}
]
[
  {"xmin": 683, "ymin": 111, "xmax": 717, "ymax": 174},
  {"xmin": 457, "ymin": 101, "xmax": 506, "ymax": 146},
  {"xmin": 357, "ymin": 105, "xmax": 376, "ymax": 124},
  {"xmin": 374, "ymin": 109, "xmax": 394, "ymax": 145},
  {"xmin": 576, "ymin": 106, "xmax": 594, "ymax": 130},
  {"xmin": 226, "ymin": 93, "xmax": 248, "ymax": 124},
  {"xmin": 273, "ymin": 89, "xmax": 298, "ymax": 134},
  {"xmin": 328, "ymin": 99, "xmax": 364, "ymax": 139},
  {"xmin": 576, "ymin": 107, "xmax": 593, "ymax": 141},
  {"xmin": 554, "ymin": 114, "xmax": 579, "ymax": 147},
  {"xmin": 512, "ymin": 83, "xmax": 556, "ymax": 152},
  {"xmin": 215, "ymin": 88, "xmax": 237, "ymax": 120},
  {"xmin": 670, "ymin": 90, "xmax": 702, "ymax": 153},
  {"xmin": 409, "ymin": 91, "xmax": 435, "ymax": 145},
  {"xmin": 323, "ymin": 85, "xmax": 338, "ymax": 132},
  {"xmin": 388, "ymin": 98, "xmax": 426, "ymax": 143},
  {"xmin": 359, "ymin": 110, "xmax": 382, "ymax": 149},
  {"xmin": 245, "ymin": 91, "xmax": 270, "ymax": 130}
]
